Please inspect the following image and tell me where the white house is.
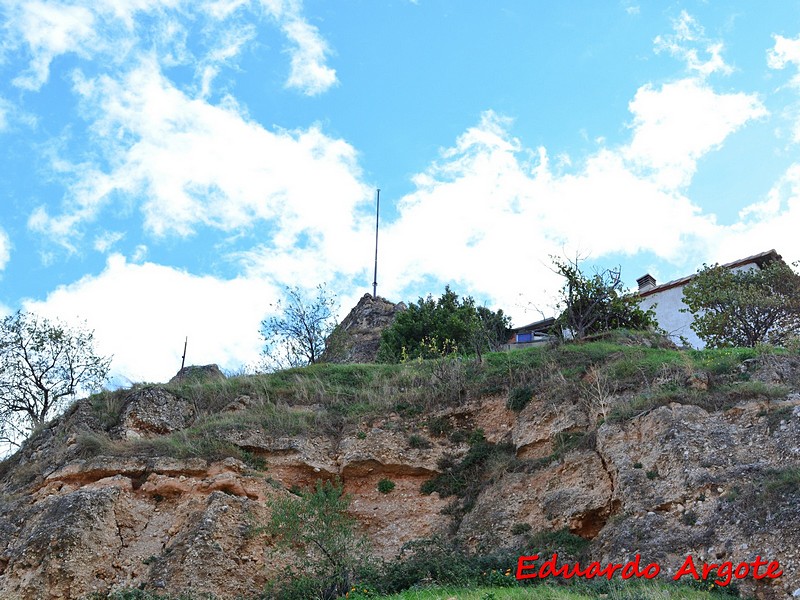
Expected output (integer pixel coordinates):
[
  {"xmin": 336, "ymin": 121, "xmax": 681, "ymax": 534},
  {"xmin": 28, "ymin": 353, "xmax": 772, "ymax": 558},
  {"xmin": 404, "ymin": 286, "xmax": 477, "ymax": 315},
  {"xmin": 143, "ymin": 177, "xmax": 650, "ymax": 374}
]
[{"xmin": 637, "ymin": 249, "xmax": 782, "ymax": 348}]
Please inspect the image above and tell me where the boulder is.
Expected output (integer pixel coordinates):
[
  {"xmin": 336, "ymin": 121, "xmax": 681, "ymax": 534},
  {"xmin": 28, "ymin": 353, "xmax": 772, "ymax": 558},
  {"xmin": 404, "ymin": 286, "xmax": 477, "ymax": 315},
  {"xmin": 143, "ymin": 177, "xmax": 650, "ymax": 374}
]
[
  {"xmin": 116, "ymin": 387, "xmax": 195, "ymax": 437},
  {"xmin": 168, "ymin": 364, "xmax": 226, "ymax": 385},
  {"xmin": 322, "ymin": 294, "xmax": 405, "ymax": 363}
]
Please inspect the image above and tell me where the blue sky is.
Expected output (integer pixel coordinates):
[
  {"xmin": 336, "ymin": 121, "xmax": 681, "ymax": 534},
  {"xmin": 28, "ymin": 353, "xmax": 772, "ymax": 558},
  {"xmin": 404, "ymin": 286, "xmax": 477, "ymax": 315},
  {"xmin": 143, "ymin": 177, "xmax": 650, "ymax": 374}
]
[{"xmin": 2, "ymin": 0, "xmax": 800, "ymax": 384}]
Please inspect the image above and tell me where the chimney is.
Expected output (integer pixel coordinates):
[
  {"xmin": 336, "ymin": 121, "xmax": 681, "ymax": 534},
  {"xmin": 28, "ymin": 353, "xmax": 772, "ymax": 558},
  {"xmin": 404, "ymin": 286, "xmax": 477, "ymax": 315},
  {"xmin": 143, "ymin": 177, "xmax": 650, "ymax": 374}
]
[{"xmin": 637, "ymin": 274, "xmax": 657, "ymax": 293}]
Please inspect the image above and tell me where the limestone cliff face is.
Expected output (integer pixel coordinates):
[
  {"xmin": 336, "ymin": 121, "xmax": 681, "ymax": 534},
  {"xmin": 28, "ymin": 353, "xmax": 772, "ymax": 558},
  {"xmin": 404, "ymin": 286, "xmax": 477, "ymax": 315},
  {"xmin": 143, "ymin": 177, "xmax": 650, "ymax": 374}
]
[{"xmin": 0, "ymin": 353, "xmax": 799, "ymax": 599}]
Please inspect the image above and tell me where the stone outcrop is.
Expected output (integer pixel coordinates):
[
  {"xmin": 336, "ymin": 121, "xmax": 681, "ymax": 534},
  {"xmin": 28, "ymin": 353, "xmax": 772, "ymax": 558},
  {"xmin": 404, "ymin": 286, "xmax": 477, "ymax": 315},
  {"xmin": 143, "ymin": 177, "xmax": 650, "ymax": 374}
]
[
  {"xmin": 322, "ymin": 294, "xmax": 405, "ymax": 363},
  {"xmin": 115, "ymin": 387, "xmax": 196, "ymax": 438},
  {"xmin": 168, "ymin": 364, "xmax": 226, "ymax": 385}
]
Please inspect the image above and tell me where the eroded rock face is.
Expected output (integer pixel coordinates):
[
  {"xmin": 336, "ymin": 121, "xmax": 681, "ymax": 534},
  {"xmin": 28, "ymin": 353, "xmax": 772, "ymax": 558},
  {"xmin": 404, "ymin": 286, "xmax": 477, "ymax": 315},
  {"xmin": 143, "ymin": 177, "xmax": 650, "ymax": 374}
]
[
  {"xmin": 0, "ymin": 458, "xmax": 280, "ymax": 600},
  {"xmin": 592, "ymin": 399, "xmax": 800, "ymax": 597},
  {"xmin": 0, "ymin": 355, "xmax": 799, "ymax": 599}
]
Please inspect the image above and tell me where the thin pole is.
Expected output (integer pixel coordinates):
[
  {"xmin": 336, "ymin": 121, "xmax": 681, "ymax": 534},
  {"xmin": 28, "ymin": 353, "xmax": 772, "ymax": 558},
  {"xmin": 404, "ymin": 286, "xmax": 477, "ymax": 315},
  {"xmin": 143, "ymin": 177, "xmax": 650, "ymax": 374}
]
[
  {"xmin": 372, "ymin": 188, "xmax": 380, "ymax": 299},
  {"xmin": 181, "ymin": 336, "xmax": 188, "ymax": 370}
]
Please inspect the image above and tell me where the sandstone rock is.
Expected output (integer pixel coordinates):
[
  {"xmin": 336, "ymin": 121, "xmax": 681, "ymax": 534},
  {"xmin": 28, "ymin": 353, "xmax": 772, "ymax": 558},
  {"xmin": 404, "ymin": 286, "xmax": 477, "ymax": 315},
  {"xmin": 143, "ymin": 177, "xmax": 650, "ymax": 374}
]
[
  {"xmin": 322, "ymin": 294, "xmax": 405, "ymax": 363},
  {"xmin": 168, "ymin": 364, "xmax": 226, "ymax": 385},
  {"xmin": 685, "ymin": 371, "xmax": 709, "ymax": 391},
  {"xmin": 513, "ymin": 396, "xmax": 588, "ymax": 458},
  {"xmin": 115, "ymin": 387, "xmax": 196, "ymax": 438}
]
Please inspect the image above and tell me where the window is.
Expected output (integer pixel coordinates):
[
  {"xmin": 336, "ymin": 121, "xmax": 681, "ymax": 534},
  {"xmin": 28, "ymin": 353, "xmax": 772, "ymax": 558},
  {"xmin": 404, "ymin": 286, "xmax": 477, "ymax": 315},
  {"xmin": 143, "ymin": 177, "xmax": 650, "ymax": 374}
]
[{"xmin": 516, "ymin": 332, "xmax": 533, "ymax": 343}]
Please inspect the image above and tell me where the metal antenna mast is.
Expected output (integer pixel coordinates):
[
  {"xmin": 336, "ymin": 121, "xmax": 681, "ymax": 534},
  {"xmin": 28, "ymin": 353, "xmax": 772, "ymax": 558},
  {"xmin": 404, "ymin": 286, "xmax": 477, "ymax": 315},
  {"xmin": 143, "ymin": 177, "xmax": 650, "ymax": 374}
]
[
  {"xmin": 372, "ymin": 188, "xmax": 380, "ymax": 299},
  {"xmin": 180, "ymin": 336, "xmax": 188, "ymax": 370}
]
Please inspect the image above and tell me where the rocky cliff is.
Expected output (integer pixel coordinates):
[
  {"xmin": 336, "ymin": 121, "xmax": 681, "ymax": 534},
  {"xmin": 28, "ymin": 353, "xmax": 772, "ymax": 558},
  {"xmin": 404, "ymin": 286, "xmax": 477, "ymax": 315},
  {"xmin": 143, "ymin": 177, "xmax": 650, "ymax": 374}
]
[{"xmin": 0, "ymin": 336, "xmax": 799, "ymax": 599}]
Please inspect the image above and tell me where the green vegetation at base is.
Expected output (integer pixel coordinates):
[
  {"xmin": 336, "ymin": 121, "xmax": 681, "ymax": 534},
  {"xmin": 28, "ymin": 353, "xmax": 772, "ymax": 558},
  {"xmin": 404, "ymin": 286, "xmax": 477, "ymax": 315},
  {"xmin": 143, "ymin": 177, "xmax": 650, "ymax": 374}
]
[
  {"xmin": 264, "ymin": 478, "xmax": 369, "ymax": 599},
  {"xmin": 85, "ymin": 591, "xmax": 211, "ymax": 599},
  {"xmin": 86, "ymin": 581, "xmax": 741, "ymax": 600},
  {"xmin": 348, "ymin": 581, "xmax": 740, "ymax": 600}
]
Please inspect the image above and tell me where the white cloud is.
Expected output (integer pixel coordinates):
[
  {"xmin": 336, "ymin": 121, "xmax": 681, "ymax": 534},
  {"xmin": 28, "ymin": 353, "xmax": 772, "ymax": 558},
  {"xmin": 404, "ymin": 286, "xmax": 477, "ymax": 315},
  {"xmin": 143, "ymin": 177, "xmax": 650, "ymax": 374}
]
[
  {"xmin": 654, "ymin": 11, "xmax": 732, "ymax": 77},
  {"xmin": 93, "ymin": 231, "xmax": 125, "ymax": 253},
  {"xmin": 0, "ymin": 228, "xmax": 10, "ymax": 272},
  {"xmin": 281, "ymin": 16, "xmax": 337, "ymax": 95},
  {"xmin": 35, "ymin": 57, "xmax": 368, "ymax": 243},
  {"xmin": 23, "ymin": 254, "xmax": 278, "ymax": 383},
  {"xmin": 623, "ymin": 79, "xmax": 767, "ymax": 188},
  {"xmin": 8, "ymin": 1, "xmax": 97, "ymax": 90},
  {"xmin": 767, "ymin": 34, "xmax": 800, "ymax": 75},
  {"xmin": 4, "ymin": 0, "xmax": 336, "ymax": 95},
  {"xmin": 31, "ymin": 57, "xmax": 370, "ymax": 289},
  {"xmin": 131, "ymin": 244, "xmax": 148, "ymax": 262},
  {"xmin": 717, "ymin": 164, "xmax": 800, "ymax": 265},
  {"xmin": 374, "ymin": 110, "xmax": 723, "ymax": 321},
  {"xmin": 767, "ymin": 34, "xmax": 800, "ymax": 142},
  {"xmin": 374, "ymin": 73, "xmax": 769, "ymax": 321}
]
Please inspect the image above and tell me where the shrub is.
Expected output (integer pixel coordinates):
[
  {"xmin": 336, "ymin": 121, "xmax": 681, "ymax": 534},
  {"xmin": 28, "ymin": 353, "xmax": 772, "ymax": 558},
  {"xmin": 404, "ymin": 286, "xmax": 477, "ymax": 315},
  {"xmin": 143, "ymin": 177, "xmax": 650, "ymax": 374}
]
[
  {"xmin": 527, "ymin": 527, "xmax": 590, "ymax": 561},
  {"xmin": 408, "ymin": 434, "xmax": 432, "ymax": 449},
  {"xmin": 426, "ymin": 416, "xmax": 452, "ymax": 437},
  {"xmin": 368, "ymin": 537, "xmax": 523, "ymax": 594},
  {"xmin": 377, "ymin": 478, "xmax": 395, "ymax": 494},
  {"xmin": 420, "ymin": 433, "xmax": 518, "ymax": 524},
  {"xmin": 449, "ymin": 429, "xmax": 468, "ymax": 443},
  {"xmin": 506, "ymin": 385, "xmax": 534, "ymax": 411},
  {"xmin": 510, "ymin": 522, "xmax": 532, "ymax": 535},
  {"xmin": 377, "ymin": 286, "xmax": 510, "ymax": 363},
  {"xmin": 266, "ymin": 479, "xmax": 371, "ymax": 599}
]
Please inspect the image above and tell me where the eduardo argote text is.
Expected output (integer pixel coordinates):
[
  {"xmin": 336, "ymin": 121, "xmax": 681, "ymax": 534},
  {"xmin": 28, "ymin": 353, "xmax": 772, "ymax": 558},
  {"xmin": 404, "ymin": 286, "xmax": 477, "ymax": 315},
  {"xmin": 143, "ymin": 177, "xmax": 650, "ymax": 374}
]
[{"xmin": 516, "ymin": 553, "xmax": 782, "ymax": 587}]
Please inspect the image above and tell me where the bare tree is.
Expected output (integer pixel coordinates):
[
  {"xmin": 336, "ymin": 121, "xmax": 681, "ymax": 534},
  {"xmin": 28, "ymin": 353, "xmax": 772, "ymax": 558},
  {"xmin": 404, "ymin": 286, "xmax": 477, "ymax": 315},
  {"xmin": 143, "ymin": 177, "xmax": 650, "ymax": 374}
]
[
  {"xmin": 0, "ymin": 311, "xmax": 111, "ymax": 450},
  {"xmin": 260, "ymin": 285, "xmax": 339, "ymax": 370}
]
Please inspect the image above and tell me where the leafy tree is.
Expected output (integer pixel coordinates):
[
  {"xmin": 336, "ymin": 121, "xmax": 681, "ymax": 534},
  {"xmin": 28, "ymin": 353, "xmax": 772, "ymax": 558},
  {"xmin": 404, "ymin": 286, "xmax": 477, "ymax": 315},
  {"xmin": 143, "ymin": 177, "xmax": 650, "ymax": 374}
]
[
  {"xmin": 681, "ymin": 260, "xmax": 800, "ymax": 348},
  {"xmin": 552, "ymin": 256, "xmax": 655, "ymax": 340},
  {"xmin": 376, "ymin": 286, "xmax": 510, "ymax": 363},
  {"xmin": 267, "ymin": 478, "xmax": 370, "ymax": 599},
  {"xmin": 0, "ymin": 311, "xmax": 111, "ymax": 450},
  {"xmin": 260, "ymin": 284, "xmax": 339, "ymax": 370}
]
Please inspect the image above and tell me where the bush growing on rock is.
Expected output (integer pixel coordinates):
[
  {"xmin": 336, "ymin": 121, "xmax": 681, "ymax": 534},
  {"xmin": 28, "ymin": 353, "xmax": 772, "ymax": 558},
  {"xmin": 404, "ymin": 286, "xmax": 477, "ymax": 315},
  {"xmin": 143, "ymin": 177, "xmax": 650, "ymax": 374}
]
[
  {"xmin": 266, "ymin": 478, "xmax": 370, "ymax": 599},
  {"xmin": 377, "ymin": 478, "xmax": 395, "ymax": 494}
]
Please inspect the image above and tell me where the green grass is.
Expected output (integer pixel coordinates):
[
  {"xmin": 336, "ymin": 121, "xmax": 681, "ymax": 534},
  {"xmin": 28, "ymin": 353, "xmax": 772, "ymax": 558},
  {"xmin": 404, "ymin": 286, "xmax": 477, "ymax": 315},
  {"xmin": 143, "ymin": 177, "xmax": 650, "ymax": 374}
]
[
  {"xmin": 86, "ymin": 581, "xmax": 740, "ymax": 600},
  {"xmin": 348, "ymin": 582, "xmax": 739, "ymax": 600},
  {"xmin": 67, "ymin": 330, "xmax": 784, "ymax": 466}
]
